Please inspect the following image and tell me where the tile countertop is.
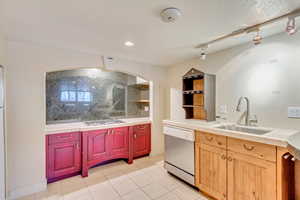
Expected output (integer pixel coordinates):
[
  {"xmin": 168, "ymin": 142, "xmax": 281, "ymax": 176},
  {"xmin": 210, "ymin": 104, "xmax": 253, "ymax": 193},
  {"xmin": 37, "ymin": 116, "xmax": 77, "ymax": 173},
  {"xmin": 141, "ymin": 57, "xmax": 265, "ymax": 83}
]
[
  {"xmin": 45, "ymin": 118, "xmax": 151, "ymax": 135},
  {"xmin": 163, "ymin": 119, "xmax": 300, "ymax": 148}
]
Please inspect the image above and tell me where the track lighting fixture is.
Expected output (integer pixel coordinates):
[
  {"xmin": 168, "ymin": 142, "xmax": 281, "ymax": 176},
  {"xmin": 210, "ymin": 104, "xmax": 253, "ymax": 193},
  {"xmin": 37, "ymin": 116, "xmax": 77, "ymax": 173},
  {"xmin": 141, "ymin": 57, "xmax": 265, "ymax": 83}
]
[
  {"xmin": 199, "ymin": 45, "xmax": 208, "ymax": 60},
  {"xmin": 286, "ymin": 16, "xmax": 297, "ymax": 35},
  {"xmin": 253, "ymin": 29, "xmax": 262, "ymax": 45},
  {"xmin": 195, "ymin": 8, "xmax": 300, "ymax": 49}
]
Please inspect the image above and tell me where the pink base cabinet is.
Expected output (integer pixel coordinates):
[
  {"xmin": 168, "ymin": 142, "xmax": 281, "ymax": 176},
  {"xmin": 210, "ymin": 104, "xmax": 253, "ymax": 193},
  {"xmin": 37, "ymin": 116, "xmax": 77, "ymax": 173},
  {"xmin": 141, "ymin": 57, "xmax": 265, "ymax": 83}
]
[
  {"xmin": 132, "ymin": 124, "xmax": 151, "ymax": 158},
  {"xmin": 82, "ymin": 126, "xmax": 133, "ymax": 177},
  {"xmin": 46, "ymin": 123, "xmax": 151, "ymax": 181},
  {"xmin": 46, "ymin": 132, "xmax": 81, "ymax": 182}
]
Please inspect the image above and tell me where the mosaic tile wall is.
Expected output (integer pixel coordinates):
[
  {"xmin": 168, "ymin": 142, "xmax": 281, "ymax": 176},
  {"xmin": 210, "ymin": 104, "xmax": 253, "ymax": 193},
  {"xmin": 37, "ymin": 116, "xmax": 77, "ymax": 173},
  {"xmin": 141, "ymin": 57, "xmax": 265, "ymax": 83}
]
[{"xmin": 46, "ymin": 68, "xmax": 149, "ymax": 124}]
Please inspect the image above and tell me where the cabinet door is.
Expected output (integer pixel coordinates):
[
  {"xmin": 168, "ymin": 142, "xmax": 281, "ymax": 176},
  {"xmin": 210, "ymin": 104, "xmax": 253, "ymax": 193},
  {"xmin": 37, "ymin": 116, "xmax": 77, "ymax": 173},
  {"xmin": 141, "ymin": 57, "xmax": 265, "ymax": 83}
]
[
  {"xmin": 227, "ymin": 151, "xmax": 276, "ymax": 200},
  {"xmin": 87, "ymin": 129, "xmax": 110, "ymax": 163},
  {"xmin": 197, "ymin": 143, "xmax": 227, "ymax": 200},
  {"xmin": 47, "ymin": 141, "xmax": 81, "ymax": 179},
  {"xmin": 133, "ymin": 124, "xmax": 151, "ymax": 158},
  {"xmin": 110, "ymin": 127, "xmax": 129, "ymax": 157}
]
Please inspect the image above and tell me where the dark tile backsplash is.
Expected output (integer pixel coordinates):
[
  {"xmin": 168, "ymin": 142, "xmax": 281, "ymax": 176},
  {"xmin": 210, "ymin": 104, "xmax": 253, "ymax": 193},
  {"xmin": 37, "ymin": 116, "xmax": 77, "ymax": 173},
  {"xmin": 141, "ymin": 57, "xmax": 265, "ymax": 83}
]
[{"xmin": 46, "ymin": 68, "xmax": 149, "ymax": 124}]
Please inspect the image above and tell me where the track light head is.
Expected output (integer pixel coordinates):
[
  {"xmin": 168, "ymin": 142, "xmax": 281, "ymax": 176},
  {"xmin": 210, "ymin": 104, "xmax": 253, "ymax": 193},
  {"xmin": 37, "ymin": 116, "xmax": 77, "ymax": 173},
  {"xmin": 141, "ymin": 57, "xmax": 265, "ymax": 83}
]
[
  {"xmin": 199, "ymin": 44, "xmax": 208, "ymax": 60},
  {"xmin": 286, "ymin": 17, "xmax": 297, "ymax": 35},
  {"xmin": 200, "ymin": 52, "xmax": 206, "ymax": 60},
  {"xmin": 253, "ymin": 29, "xmax": 262, "ymax": 45}
]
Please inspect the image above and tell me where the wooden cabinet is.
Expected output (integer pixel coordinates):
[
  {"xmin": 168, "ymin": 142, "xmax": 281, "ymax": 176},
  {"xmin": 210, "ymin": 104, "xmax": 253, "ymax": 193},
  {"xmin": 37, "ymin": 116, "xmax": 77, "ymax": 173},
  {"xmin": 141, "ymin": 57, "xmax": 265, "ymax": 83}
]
[
  {"xmin": 227, "ymin": 151, "xmax": 276, "ymax": 200},
  {"xmin": 196, "ymin": 143, "xmax": 227, "ymax": 200},
  {"xmin": 46, "ymin": 123, "xmax": 151, "ymax": 180},
  {"xmin": 82, "ymin": 126, "xmax": 131, "ymax": 177},
  {"xmin": 86, "ymin": 129, "xmax": 110, "ymax": 166},
  {"xmin": 132, "ymin": 124, "xmax": 151, "ymax": 158},
  {"xmin": 195, "ymin": 131, "xmax": 277, "ymax": 200},
  {"xmin": 110, "ymin": 127, "xmax": 129, "ymax": 158},
  {"xmin": 46, "ymin": 132, "xmax": 81, "ymax": 182}
]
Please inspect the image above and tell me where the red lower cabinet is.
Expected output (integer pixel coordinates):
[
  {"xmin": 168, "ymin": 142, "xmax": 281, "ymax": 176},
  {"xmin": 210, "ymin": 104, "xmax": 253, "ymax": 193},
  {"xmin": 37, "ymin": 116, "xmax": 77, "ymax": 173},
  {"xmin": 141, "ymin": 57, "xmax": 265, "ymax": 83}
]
[
  {"xmin": 82, "ymin": 126, "xmax": 131, "ymax": 177},
  {"xmin": 133, "ymin": 124, "xmax": 151, "ymax": 158},
  {"xmin": 46, "ymin": 132, "xmax": 81, "ymax": 182},
  {"xmin": 86, "ymin": 129, "xmax": 110, "ymax": 165},
  {"xmin": 110, "ymin": 127, "xmax": 129, "ymax": 158},
  {"xmin": 46, "ymin": 123, "xmax": 151, "ymax": 180}
]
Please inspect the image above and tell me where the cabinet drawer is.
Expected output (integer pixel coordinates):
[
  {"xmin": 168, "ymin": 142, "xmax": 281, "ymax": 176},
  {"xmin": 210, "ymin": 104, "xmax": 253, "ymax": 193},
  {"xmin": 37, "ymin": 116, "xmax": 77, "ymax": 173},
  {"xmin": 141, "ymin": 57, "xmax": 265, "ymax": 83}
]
[
  {"xmin": 228, "ymin": 138, "xmax": 276, "ymax": 162},
  {"xmin": 196, "ymin": 131, "xmax": 227, "ymax": 149},
  {"xmin": 48, "ymin": 132, "xmax": 81, "ymax": 144},
  {"xmin": 133, "ymin": 124, "xmax": 150, "ymax": 133}
]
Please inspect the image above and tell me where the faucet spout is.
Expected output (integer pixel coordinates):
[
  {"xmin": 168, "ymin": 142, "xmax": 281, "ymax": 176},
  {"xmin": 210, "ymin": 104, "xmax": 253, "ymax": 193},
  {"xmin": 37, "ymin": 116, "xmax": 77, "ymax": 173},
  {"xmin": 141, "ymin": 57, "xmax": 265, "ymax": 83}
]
[{"xmin": 236, "ymin": 97, "xmax": 250, "ymax": 126}]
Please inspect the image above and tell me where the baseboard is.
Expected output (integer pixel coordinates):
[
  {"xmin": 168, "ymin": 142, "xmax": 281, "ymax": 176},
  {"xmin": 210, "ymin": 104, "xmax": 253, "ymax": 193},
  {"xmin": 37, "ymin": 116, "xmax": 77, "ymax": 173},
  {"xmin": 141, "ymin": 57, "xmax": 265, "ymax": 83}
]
[{"xmin": 7, "ymin": 179, "xmax": 47, "ymax": 200}]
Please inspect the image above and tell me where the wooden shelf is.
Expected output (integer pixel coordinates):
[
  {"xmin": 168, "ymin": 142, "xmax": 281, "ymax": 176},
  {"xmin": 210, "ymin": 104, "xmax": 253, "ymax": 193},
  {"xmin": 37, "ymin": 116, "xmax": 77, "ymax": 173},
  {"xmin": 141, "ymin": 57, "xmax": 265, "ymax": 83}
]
[
  {"xmin": 131, "ymin": 100, "xmax": 149, "ymax": 103},
  {"xmin": 183, "ymin": 105, "xmax": 204, "ymax": 108},
  {"xmin": 130, "ymin": 83, "xmax": 149, "ymax": 90},
  {"xmin": 183, "ymin": 90, "xmax": 203, "ymax": 94}
]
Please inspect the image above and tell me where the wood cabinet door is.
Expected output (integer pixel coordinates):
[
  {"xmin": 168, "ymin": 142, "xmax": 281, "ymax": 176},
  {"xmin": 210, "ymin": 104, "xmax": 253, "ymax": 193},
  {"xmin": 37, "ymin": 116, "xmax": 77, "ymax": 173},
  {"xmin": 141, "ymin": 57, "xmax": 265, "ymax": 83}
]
[
  {"xmin": 227, "ymin": 151, "xmax": 276, "ymax": 200},
  {"xmin": 110, "ymin": 127, "xmax": 129, "ymax": 157},
  {"xmin": 47, "ymin": 141, "xmax": 81, "ymax": 179},
  {"xmin": 197, "ymin": 143, "xmax": 227, "ymax": 200},
  {"xmin": 133, "ymin": 124, "xmax": 151, "ymax": 158},
  {"xmin": 86, "ymin": 129, "xmax": 110, "ymax": 163}
]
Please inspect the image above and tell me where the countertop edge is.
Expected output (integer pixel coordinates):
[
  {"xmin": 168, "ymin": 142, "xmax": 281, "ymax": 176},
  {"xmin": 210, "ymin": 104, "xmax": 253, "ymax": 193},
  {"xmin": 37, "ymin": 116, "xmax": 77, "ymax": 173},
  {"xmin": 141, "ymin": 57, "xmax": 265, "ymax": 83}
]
[
  {"xmin": 163, "ymin": 120, "xmax": 298, "ymax": 148},
  {"xmin": 45, "ymin": 119, "xmax": 152, "ymax": 135}
]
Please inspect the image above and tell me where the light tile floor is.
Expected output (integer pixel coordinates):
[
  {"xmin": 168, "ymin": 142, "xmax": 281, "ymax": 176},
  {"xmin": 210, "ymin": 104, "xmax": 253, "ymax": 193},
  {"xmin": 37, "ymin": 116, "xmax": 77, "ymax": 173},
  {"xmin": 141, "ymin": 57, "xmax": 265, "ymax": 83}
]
[{"xmin": 18, "ymin": 155, "xmax": 210, "ymax": 200}]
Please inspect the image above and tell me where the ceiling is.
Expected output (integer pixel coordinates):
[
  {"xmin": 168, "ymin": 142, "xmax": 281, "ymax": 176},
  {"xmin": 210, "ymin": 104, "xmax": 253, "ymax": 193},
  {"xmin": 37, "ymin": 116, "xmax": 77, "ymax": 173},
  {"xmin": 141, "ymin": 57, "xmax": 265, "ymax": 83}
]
[{"xmin": 2, "ymin": 0, "xmax": 300, "ymax": 66}]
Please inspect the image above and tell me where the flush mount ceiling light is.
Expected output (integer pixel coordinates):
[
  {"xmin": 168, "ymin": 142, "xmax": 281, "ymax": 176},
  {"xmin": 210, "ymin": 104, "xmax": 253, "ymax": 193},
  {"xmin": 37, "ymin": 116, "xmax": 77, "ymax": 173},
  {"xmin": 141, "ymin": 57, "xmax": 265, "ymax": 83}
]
[
  {"xmin": 160, "ymin": 7, "xmax": 182, "ymax": 23},
  {"xmin": 286, "ymin": 16, "xmax": 297, "ymax": 35},
  {"xmin": 124, "ymin": 41, "xmax": 135, "ymax": 47}
]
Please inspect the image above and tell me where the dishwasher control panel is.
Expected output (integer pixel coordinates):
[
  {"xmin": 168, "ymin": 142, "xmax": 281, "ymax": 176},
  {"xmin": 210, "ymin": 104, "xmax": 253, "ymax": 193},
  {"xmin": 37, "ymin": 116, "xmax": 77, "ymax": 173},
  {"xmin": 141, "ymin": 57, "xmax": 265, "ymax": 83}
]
[{"xmin": 163, "ymin": 125, "xmax": 194, "ymax": 141}]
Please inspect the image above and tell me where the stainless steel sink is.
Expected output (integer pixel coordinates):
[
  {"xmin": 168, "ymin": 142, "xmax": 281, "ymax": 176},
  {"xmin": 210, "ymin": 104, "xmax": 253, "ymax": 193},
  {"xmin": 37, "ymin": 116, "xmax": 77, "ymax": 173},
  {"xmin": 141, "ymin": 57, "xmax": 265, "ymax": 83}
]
[
  {"xmin": 85, "ymin": 119, "xmax": 124, "ymax": 126},
  {"xmin": 216, "ymin": 125, "xmax": 271, "ymax": 135}
]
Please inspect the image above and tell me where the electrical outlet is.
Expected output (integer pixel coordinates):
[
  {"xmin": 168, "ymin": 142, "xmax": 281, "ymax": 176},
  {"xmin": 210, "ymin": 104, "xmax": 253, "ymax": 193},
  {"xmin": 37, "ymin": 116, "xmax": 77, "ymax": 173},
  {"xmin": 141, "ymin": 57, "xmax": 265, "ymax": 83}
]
[
  {"xmin": 288, "ymin": 107, "xmax": 300, "ymax": 118},
  {"xmin": 219, "ymin": 105, "xmax": 228, "ymax": 114}
]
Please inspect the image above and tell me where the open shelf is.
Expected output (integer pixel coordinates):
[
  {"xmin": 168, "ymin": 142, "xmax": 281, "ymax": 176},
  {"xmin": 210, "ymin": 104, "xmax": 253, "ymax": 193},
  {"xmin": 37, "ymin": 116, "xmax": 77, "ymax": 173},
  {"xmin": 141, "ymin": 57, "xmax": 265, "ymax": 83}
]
[
  {"xmin": 131, "ymin": 100, "xmax": 149, "ymax": 103},
  {"xmin": 183, "ymin": 90, "xmax": 203, "ymax": 94},
  {"xmin": 182, "ymin": 68, "xmax": 207, "ymax": 120},
  {"xmin": 130, "ymin": 83, "xmax": 149, "ymax": 90}
]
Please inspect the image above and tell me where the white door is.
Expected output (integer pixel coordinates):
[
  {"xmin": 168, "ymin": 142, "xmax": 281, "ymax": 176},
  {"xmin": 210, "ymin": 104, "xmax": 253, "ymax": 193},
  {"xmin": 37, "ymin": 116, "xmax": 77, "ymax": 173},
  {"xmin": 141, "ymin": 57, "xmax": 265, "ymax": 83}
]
[{"xmin": 0, "ymin": 66, "xmax": 5, "ymax": 200}]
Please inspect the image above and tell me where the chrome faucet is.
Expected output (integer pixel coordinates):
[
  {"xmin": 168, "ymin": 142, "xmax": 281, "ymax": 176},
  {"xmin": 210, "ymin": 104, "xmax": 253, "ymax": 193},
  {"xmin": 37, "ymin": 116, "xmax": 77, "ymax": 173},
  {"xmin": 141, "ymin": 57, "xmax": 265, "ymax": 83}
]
[{"xmin": 236, "ymin": 97, "xmax": 250, "ymax": 126}]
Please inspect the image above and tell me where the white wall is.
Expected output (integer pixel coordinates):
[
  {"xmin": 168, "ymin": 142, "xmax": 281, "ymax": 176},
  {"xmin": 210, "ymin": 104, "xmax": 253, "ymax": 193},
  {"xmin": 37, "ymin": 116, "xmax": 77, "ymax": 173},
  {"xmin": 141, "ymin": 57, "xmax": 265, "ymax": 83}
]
[
  {"xmin": 6, "ymin": 41, "xmax": 167, "ymax": 199},
  {"xmin": 167, "ymin": 32, "xmax": 300, "ymax": 129}
]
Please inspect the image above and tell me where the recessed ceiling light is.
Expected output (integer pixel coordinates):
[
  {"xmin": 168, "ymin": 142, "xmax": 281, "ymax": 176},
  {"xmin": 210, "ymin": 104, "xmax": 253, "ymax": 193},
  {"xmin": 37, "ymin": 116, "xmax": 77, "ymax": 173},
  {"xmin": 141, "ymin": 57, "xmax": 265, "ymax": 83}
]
[{"xmin": 124, "ymin": 41, "xmax": 135, "ymax": 47}]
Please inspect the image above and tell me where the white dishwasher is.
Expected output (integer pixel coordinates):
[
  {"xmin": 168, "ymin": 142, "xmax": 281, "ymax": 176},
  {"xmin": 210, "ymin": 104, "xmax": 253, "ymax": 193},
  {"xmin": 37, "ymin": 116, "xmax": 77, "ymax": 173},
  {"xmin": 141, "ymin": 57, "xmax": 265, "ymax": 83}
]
[{"xmin": 164, "ymin": 125, "xmax": 195, "ymax": 185}]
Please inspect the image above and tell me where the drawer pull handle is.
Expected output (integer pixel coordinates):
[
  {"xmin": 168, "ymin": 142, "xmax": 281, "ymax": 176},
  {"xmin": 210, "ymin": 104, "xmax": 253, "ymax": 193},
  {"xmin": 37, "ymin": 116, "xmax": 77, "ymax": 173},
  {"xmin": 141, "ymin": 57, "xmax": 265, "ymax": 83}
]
[
  {"xmin": 221, "ymin": 155, "xmax": 226, "ymax": 160},
  {"xmin": 217, "ymin": 141, "xmax": 223, "ymax": 146},
  {"xmin": 205, "ymin": 136, "xmax": 213, "ymax": 142},
  {"xmin": 228, "ymin": 156, "xmax": 233, "ymax": 162},
  {"xmin": 58, "ymin": 135, "xmax": 72, "ymax": 139},
  {"xmin": 243, "ymin": 144, "xmax": 255, "ymax": 151}
]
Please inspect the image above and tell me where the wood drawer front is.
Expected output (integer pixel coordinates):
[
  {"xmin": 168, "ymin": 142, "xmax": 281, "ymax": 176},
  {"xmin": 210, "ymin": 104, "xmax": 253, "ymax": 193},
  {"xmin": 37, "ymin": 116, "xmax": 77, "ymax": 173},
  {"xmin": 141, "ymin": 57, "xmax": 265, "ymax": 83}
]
[
  {"xmin": 197, "ymin": 132, "xmax": 227, "ymax": 149},
  {"xmin": 228, "ymin": 138, "xmax": 276, "ymax": 162},
  {"xmin": 48, "ymin": 132, "xmax": 81, "ymax": 144}
]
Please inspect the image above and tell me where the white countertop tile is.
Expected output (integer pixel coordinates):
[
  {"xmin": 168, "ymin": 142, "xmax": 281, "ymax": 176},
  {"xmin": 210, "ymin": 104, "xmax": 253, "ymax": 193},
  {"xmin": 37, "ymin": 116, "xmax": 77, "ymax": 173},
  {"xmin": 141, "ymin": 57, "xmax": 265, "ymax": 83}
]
[
  {"xmin": 163, "ymin": 119, "xmax": 300, "ymax": 147},
  {"xmin": 45, "ymin": 118, "xmax": 151, "ymax": 135}
]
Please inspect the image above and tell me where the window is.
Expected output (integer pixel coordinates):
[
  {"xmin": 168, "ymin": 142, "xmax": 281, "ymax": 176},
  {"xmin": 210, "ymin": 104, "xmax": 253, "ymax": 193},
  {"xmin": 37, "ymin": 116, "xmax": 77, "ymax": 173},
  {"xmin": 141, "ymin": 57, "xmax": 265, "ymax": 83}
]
[{"xmin": 59, "ymin": 80, "xmax": 92, "ymax": 103}]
